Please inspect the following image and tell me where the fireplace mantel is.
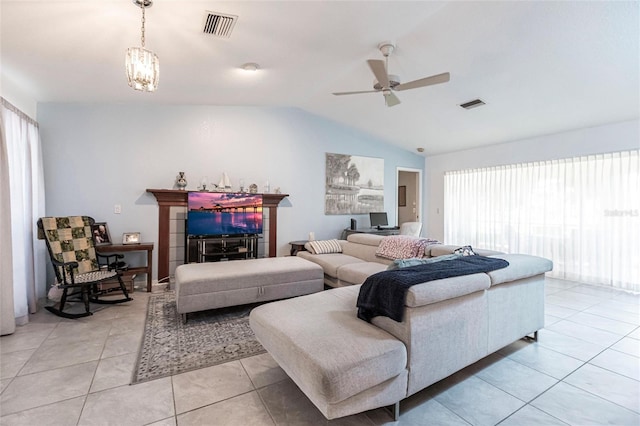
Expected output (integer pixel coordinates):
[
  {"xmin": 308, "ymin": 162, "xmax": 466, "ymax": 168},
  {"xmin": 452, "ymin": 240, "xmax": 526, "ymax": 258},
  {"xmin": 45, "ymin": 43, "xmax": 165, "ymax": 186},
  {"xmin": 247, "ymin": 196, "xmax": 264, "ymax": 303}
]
[{"xmin": 146, "ymin": 189, "xmax": 289, "ymax": 282}]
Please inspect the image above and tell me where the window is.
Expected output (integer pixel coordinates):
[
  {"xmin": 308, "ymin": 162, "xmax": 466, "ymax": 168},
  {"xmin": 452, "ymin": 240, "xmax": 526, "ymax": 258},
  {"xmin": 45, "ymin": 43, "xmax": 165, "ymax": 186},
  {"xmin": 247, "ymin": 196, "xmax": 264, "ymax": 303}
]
[{"xmin": 444, "ymin": 150, "xmax": 639, "ymax": 292}]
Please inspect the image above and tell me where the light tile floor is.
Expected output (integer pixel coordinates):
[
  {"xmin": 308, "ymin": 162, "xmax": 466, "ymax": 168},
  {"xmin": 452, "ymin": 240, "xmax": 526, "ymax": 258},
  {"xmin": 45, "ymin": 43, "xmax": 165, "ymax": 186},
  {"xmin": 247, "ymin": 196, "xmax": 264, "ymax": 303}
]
[{"xmin": 0, "ymin": 278, "xmax": 638, "ymax": 425}]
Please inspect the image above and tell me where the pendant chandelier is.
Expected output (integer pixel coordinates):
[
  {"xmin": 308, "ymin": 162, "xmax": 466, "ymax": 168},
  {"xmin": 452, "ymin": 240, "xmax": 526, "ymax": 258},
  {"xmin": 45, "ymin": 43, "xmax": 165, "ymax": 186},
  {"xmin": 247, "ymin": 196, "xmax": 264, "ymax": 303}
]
[{"xmin": 125, "ymin": 0, "xmax": 159, "ymax": 92}]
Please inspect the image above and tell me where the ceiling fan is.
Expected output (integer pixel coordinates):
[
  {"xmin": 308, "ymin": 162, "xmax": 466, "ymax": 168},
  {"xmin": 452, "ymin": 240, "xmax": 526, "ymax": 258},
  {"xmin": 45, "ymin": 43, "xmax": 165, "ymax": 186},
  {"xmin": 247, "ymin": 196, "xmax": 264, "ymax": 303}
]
[{"xmin": 332, "ymin": 42, "xmax": 450, "ymax": 107}]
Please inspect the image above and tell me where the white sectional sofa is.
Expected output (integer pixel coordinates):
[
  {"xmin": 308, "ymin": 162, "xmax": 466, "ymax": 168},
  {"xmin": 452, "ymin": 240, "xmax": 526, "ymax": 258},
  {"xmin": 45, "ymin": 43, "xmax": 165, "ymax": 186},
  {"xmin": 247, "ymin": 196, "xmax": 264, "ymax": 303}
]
[{"xmin": 250, "ymin": 234, "xmax": 553, "ymax": 420}]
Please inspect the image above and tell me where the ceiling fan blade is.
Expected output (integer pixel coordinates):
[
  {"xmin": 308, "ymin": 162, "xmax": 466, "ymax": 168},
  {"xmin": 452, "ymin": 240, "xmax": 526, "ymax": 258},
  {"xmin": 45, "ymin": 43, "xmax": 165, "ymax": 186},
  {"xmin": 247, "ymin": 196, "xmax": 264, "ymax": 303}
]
[
  {"xmin": 367, "ymin": 59, "xmax": 390, "ymax": 88},
  {"xmin": 332, "ymin": 90, "xmax": 379, "ymax": 96},
  {"xmin": 394, "ymin": 72, "xmax": 450, "ymax": 91},
  {"xmin": 384, "ymin": 91, "xmax": 401, "ymax": 107}
]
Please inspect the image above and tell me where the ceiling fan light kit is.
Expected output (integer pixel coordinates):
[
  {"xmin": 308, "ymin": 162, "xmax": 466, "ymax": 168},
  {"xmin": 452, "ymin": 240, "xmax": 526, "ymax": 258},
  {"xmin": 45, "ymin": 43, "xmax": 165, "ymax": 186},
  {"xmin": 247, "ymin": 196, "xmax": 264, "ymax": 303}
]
[
  {"xmin": 333, "ymin": 41, "xmax": 450, "ymax": 107},
  {"xmin": 126, "ymin": 0, "xmax": 159, "ymax": 92}
]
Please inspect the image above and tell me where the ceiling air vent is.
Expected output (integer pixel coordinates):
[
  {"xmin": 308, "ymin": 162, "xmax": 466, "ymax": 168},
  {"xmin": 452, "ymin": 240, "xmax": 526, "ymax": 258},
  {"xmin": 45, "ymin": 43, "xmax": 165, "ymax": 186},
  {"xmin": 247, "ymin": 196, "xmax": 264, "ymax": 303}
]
[
  {"xmin": 459, "ymin": 99, "xmax": 486, "ymax": 110},
  {"xmin": 203, "ymin": 11, "xmax": 238, "ymax": 38}
]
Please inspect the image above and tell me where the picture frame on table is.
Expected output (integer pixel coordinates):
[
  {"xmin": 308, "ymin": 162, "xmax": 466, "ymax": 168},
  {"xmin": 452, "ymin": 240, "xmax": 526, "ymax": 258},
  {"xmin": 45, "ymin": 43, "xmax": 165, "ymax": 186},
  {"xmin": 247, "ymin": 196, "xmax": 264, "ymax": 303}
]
[
  {"xmin": 91, "ymin": 222, "xmax": 112, "ymax": 246},
  {"xmin": 122, "ymin": 232, "xmax": 141, "ymax": 245}
]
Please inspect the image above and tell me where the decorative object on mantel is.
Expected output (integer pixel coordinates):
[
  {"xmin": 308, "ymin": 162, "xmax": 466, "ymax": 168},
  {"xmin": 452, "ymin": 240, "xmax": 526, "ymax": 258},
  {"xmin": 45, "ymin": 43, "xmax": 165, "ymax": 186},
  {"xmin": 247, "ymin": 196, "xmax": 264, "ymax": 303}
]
[
  {"xmin": 176, "ymin": 172, "xmax": 187, "ymax": 190},
  {"xmin": 198, "ymin": 176, "xmax": 212, "ymax": 191},
  {"xmin": 125, "ymin": 0, "xmax": 159, "ymax": 92},
  {"xmin": 239, "ymin": 179, "xmax": 245, "ymax": 193},
  {"xmin": 274, "ymin": 187, "xmax": 281, "ymax": 194},
  {"xmin": 263, "ymin": 180, "xmax": 270, "ymax": 194},
  {"xmin": 218, "ymin": 172, "xmax": 232, "ymax": 192},
  {"xmin": 249, "ymin": 183, "xmax": 258, "ymax": 194}
]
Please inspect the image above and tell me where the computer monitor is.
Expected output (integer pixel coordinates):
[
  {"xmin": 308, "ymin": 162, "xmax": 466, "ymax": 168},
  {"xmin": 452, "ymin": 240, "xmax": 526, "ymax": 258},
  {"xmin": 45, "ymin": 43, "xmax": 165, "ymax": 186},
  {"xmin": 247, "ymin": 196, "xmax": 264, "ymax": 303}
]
[{"xmin": 369, "ymin": 212, "xmax": 388, "ymax": 229}]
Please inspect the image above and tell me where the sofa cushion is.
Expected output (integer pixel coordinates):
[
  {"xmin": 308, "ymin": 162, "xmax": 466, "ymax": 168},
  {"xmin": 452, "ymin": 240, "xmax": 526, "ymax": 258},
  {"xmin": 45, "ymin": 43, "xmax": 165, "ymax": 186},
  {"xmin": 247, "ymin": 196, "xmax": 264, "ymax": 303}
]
[
  {"xmin": 297, "ymin": 251, "xmax": 364, "ymax": 278},
  {"xmin": 346, "ymin": 233, "xmax": 384, "ymax": 246},
  {"xmin": 306, "ymin": 239, "xmax": 343, "ymax": 254},
  {"xmin": 486, "ymin": 254, "xmax": 553, "ymax": 285},
  {"xmin": 250, "ymin": 286, "xmax": 407, "ymax": 404},
  {"xmin": 337, "ymin": 262, "xmax": 388, "ymax": 285},
  {"xmin": 342, "ymin": 240, "xmax": 391, "ymax": 265},
  {"xmin": 405, "ymin": 273, "xmax": 491, "ymax": 307}
]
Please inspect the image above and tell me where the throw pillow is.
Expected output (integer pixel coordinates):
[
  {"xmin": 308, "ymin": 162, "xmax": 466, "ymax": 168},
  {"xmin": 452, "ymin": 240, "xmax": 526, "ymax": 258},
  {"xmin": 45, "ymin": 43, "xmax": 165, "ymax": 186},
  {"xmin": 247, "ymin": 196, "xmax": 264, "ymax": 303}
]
[
  {"xmin": 376, "ymin": 235, "xmax": 425, "ymax": 260},
  {"xmin": 386, "ymin": 253, "xmax": 462, "ymax": 270},
  {"xmin": 307, "ymin": 239, "xmax": 343, "ymax": 254},
  {"xmin": 453, "ymin": 245, "xmax": 477, "ymax": 256}
]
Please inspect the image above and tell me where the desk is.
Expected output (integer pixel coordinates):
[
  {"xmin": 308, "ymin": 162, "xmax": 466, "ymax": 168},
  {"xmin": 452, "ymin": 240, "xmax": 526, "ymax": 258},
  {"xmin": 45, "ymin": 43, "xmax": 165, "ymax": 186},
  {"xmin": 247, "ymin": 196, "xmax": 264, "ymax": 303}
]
[
  {"xmin": 343, "ymin": 228, "xmax": 400, "ymax": 238},
  {"xmin": 97, "ymin": 243, "xmax": 154, "ymax": 292}
]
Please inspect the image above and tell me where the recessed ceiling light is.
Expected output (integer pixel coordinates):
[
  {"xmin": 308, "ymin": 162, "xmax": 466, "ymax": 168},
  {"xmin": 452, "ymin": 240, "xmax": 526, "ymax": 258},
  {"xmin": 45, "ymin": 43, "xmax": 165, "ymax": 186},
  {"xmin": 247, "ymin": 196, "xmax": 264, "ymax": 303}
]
[{"xmin": 241, "ymin": 63, "xmax": 260, "ymax": 72}]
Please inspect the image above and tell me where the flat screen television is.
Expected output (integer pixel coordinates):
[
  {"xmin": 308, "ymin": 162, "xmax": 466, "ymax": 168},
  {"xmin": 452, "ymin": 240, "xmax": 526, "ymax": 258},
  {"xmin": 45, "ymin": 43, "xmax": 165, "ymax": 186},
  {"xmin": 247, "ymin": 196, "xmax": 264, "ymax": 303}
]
[
  {"xmin": 369, "ymin": 212, "xmax": 389, "ymax": 229},
  {"xmin": 187, "ymin": 192, "xmax": 263, "ymax": 237}
]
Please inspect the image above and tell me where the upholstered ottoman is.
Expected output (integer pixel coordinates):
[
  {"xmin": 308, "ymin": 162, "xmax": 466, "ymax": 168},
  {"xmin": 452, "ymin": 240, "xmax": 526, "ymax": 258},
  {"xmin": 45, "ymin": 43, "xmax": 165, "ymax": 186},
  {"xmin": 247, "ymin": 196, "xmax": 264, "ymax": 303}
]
[{"xmin": 174, "ymin": 257, "xmax": 324, "ymax": 321}]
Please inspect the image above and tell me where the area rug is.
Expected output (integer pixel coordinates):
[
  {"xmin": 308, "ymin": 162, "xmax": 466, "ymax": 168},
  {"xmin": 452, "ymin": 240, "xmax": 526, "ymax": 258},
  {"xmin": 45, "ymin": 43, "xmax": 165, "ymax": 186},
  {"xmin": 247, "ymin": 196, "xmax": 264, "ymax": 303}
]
[{"xmin": 132, "ymin": 291, "xmax": 265, "ymax": 384}]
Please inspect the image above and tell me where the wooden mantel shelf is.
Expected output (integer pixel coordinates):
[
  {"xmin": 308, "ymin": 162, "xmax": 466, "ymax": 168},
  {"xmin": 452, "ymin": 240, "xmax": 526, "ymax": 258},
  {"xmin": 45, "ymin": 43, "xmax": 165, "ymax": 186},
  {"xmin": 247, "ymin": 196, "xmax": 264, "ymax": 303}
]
[{"xmin": 146, "ymin": 189, "xmax": 289, "ymax": 281}]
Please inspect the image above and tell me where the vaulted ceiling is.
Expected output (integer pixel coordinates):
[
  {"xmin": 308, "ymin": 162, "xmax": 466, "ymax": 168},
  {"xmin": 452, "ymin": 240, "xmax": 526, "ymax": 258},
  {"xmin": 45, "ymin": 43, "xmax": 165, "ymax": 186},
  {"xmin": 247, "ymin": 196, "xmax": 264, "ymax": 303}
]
[{"xmin": 2, "ymin": 1, "xmax": 638, "ymax": 155}]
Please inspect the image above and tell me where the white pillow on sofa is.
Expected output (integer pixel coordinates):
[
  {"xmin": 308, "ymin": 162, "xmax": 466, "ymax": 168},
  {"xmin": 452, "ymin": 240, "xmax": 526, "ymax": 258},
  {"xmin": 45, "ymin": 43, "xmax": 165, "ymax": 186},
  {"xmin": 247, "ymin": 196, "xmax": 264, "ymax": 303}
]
[{"xmin": 306, "ymin": 239, "xmax": 343, "ymax": 254}]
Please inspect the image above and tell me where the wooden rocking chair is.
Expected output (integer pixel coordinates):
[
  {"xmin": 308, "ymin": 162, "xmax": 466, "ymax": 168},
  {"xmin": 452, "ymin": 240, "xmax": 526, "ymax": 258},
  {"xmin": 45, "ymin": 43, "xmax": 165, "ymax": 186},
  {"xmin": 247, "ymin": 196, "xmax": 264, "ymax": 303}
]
[{"xmin": 37, "ymin": 216, "xmax": 132, "ymax": 319}]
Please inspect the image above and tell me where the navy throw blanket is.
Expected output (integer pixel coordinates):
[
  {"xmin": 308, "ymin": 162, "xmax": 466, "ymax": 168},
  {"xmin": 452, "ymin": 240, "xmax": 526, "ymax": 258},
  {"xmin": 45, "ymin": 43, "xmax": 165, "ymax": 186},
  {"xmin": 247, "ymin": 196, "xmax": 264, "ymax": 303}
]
[{"xmin": 357, "ymin": 256, "xmax": 509, "ymax": 323}]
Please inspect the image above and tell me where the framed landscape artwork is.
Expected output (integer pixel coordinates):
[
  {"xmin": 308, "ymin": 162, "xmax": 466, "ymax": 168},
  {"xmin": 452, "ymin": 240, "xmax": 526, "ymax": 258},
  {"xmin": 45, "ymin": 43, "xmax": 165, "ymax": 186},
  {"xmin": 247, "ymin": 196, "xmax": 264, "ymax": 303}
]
[{"xmin": 325, "ymin": 153, "xmax": 384, "ymax": 215}]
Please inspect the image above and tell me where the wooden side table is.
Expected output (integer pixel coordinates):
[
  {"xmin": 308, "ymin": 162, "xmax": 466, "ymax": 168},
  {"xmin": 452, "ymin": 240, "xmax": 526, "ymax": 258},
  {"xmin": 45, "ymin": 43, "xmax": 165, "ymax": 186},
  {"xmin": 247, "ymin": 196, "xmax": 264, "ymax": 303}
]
[
  {"xmin": 289, "ymin": 240, "xmax": 308, "ymax": 256},
  {"xmin": 97, "ymin": 242, "xmax": 154, "ymax": 292}
]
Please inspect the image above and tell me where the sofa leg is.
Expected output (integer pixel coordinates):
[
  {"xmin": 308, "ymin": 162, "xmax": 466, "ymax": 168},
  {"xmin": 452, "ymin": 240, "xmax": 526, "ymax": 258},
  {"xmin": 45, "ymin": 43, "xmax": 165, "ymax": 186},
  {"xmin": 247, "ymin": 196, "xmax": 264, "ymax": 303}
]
[
  {"xmin": 523, "ymin": 330, "xmax": 538, "ymax": 342},
  {"xmin": 385, "ymin": 401, "xmax": 400, "ymax": 421}
]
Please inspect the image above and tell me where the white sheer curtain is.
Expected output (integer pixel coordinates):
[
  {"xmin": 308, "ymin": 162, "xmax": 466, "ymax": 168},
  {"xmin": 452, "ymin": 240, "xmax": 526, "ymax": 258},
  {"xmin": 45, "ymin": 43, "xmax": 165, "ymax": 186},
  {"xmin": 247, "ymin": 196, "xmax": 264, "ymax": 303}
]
[
  {"xmin": 445, "ymin": 150, "xmax": 639, "ymax": 292},
  {"xmin": 0, "ymin": 98, "xmax": 46, "ymax": 334}
]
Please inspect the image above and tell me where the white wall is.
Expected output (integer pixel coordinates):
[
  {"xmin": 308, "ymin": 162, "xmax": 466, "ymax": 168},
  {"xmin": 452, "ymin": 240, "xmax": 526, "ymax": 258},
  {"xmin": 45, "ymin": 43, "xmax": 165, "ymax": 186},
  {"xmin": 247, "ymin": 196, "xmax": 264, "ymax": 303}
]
[
  {"xmin": 425, "ymin": 119, "xmax": 640, "ymax": 241},
  {"xmin": 37, "ymin": 103, "xmax": 424, "ymax": 281}
]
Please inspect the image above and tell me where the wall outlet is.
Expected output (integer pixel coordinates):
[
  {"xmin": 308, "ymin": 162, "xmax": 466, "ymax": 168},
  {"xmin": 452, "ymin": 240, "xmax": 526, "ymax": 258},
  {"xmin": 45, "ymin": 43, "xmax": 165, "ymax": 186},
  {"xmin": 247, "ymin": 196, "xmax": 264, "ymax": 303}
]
[{"xmin": 114, "ymin": 204, "xmax": 121, "ymax": 214}]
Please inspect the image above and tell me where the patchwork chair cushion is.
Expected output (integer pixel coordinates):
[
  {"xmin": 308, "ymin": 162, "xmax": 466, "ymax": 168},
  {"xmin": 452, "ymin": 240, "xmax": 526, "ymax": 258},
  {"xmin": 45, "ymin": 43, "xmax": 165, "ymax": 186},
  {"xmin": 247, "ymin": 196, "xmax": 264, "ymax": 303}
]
[{"xmin": 40, "ymin": 216, "xmax": 99, "ymax": 278}]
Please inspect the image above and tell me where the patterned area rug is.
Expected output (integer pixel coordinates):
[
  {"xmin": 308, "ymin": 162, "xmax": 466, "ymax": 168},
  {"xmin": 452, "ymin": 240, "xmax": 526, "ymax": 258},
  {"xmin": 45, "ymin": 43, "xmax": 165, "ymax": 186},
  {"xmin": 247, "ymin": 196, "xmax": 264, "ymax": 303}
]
[{"xmin": 132, "ymin": 291, "xmax": 265, "ymax": 384}]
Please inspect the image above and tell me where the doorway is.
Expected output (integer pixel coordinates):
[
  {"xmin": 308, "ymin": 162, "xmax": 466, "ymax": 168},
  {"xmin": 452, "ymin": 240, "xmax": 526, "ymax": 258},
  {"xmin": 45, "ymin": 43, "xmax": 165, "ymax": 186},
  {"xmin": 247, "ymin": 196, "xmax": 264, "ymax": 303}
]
[{"xmin": 396, "ymin": 167, "xmax": 422, "ymax": 228}]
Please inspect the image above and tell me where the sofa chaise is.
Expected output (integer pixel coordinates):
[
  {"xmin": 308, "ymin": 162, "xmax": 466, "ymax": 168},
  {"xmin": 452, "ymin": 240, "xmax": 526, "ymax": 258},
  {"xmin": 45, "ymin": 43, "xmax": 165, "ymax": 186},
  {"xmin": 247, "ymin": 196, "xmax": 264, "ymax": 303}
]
[{"xmin": 250, "ymin": 235, "xmax": 552, "ymax": 420}]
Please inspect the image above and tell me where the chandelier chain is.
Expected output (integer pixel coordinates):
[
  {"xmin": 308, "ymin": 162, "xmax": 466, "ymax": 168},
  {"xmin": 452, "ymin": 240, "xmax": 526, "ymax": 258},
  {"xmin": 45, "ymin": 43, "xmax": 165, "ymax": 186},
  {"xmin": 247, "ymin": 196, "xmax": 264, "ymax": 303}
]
[{"xmin": 141, "ymin": 5, "xmax": 146, "ymax": 47}]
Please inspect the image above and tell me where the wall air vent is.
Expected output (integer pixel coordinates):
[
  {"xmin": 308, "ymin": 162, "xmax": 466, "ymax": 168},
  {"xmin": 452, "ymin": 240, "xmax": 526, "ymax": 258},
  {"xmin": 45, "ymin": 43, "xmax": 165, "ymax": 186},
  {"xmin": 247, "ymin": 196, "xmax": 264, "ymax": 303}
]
[
  {"xmin": 203, "ymin": 11, "xmax": 238, "ymax": 38},
  {"xmin": 459, "ymin": 99, "xmax": 486, "ymax": 110}
]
